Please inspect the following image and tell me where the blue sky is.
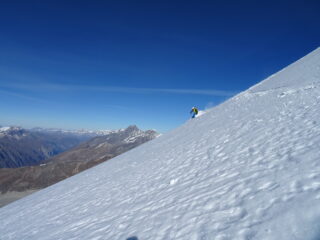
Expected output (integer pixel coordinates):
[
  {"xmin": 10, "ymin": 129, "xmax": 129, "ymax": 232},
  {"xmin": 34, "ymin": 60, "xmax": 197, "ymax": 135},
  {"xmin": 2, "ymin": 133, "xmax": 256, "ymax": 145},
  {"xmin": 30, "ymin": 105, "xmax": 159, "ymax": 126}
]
[{"xmin": 0, "ymin": 0, "xmax": 319, "ymax": 132}]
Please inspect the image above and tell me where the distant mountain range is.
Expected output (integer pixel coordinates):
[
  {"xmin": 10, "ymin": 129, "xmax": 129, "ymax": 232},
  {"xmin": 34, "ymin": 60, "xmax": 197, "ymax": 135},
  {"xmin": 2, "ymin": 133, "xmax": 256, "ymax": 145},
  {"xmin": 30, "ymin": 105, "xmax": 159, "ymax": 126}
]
[
  {"xmin": 29, "ymin": 127, "xmax": 117, "ymax": 136},
  {"xmin": 0, "ymin": 125, "xmax": 158, "ymax": 206},
  {"xmin": 0, "ymin": 126, "xmax": 103, "ymax": 168}
]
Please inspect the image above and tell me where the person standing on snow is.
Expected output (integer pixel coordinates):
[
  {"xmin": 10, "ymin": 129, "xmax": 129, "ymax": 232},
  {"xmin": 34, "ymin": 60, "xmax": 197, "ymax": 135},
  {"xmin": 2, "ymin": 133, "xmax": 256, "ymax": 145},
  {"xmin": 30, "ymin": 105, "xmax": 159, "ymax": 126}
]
[{"xmin": 190, "ymin": 107, "xmax": 199, "ymax": 118}]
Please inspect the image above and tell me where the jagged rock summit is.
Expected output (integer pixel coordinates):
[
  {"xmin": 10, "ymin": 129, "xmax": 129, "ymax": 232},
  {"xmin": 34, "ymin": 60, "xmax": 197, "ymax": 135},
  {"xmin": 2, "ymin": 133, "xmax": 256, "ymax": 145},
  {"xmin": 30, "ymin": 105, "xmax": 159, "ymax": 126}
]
[{"xmin": 1, "ymin": 48, "xmax": 320, "ymax": 240}]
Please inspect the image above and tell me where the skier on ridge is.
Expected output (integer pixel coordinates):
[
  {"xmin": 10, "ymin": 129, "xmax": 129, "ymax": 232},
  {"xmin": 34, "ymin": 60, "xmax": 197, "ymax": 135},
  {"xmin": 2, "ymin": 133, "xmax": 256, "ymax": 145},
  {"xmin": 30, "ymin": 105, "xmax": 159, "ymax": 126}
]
[{"xmin": 190, "ymin": 106, "xmax": 199, "ymax": 118}]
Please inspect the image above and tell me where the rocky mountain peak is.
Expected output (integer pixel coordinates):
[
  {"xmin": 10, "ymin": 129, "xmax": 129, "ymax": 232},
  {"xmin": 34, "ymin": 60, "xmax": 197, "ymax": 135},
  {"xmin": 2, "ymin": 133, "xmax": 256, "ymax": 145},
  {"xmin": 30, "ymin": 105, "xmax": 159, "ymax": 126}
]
[{"xmin": 124, "ymin": 125, "xmax": 140, "ymax": 133}]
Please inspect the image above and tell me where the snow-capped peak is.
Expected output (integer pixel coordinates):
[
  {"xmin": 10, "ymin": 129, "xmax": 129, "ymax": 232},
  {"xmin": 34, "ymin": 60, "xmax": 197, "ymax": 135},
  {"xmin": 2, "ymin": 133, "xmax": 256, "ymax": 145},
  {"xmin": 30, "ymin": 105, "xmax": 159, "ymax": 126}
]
[
  {"xmin": 0, "ymin": 126, "xmax": 11, "ymax": 132},
  {"xmin": 0, "ymin": 126, "xmax": 27, "ymax": 139}
]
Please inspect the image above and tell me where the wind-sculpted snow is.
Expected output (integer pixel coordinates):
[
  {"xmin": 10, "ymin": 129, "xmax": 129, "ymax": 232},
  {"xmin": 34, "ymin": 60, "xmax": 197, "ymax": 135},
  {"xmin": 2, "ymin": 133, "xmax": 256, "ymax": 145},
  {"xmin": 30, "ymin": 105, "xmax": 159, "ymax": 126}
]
[{"xmin": 1, "ymin": 48, "xmax": 320, "ymax": 240}]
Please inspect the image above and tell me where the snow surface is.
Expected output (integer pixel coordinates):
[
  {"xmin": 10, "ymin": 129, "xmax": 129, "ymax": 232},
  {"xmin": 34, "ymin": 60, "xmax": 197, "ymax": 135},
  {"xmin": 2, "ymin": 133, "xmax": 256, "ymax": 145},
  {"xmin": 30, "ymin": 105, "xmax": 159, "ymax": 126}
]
[{"xmin": 1, "ymin": 48, "xmax": 320, "ymax": 240}]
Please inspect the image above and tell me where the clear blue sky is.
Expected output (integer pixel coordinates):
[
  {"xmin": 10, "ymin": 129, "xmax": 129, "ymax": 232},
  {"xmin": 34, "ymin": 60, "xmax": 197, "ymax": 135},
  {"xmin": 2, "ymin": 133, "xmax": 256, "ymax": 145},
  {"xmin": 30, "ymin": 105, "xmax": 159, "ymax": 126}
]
[{"xmin": 0, "ymin": 0, "xmax": 319, "ymax": 132}]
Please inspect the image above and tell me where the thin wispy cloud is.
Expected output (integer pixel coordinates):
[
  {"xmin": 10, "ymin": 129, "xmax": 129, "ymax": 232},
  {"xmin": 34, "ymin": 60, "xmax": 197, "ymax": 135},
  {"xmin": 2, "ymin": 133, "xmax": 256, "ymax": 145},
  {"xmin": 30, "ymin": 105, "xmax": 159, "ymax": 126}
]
[
  {"xmin": 0, "ymin": 82, "xmax": 238, "ymax": 97},
  {"xmin": 0, "ymin": 89, "xmax": 48, "ymax": 103}
]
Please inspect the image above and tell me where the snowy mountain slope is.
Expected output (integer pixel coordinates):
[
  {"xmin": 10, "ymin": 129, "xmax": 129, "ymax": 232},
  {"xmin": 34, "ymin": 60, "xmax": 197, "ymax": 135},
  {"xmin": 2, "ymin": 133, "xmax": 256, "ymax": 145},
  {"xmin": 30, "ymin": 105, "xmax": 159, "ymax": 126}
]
[{"xmin": 1, "ymin": 48, "xmax": 320, "ymax": 240}]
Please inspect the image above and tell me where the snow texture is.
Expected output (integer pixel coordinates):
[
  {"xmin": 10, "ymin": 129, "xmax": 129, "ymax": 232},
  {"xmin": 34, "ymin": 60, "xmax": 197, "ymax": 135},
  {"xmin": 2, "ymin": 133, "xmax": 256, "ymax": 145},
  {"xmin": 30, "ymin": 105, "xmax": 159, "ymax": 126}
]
[{"xmin": 1, "ymin": 47, "xmax": 320, "ymax": 240}]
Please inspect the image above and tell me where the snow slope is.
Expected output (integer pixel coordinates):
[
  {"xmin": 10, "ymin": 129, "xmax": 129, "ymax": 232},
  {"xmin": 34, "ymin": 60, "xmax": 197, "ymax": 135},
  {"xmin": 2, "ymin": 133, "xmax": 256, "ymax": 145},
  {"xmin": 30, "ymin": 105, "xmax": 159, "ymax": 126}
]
[{"xmin": 1, "ymin": 48, "xmax": 320, "ymax": 240}]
